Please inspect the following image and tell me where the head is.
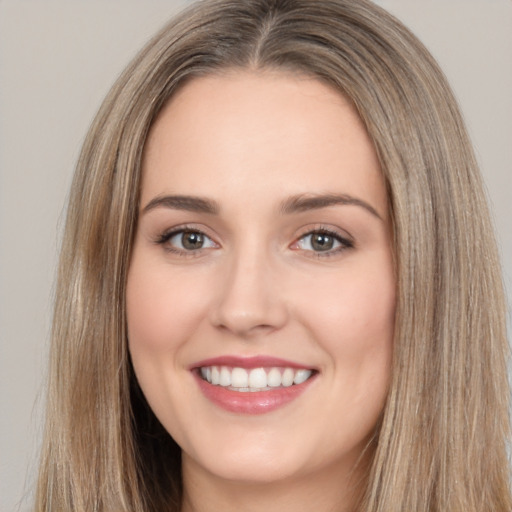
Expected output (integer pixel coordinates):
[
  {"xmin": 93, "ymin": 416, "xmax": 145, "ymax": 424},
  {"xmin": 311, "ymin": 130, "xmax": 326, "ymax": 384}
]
[{"xmin": 38, "ymin": 1, "xmax": 510, "ymax": 511}]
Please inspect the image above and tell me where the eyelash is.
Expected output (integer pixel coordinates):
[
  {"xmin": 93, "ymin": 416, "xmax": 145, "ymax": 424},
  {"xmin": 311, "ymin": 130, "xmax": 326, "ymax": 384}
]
[
  {"xmin": 154, "ymin": 225, "xmax": 354, "ymax": 258},
  {"xmin": 154, "ymin": 225, "xmax": 217, "ymax": 257},
  {"xmin": 293, "ymin": 227, "xmax": 354, "ymax": 258}
]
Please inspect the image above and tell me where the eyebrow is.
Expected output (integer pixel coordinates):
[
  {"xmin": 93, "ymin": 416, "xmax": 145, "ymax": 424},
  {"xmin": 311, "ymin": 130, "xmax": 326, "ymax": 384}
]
[
  {"xmin": 142, "ymin": 195, "xmax": 220, "ymax": 215},
  {"xmin": 141, "ymin": 192, "xmax": 382, "ymax": 220},
  {"xmin": 280, "ymin": 193, "xmax": 383, "ymax": 220}
]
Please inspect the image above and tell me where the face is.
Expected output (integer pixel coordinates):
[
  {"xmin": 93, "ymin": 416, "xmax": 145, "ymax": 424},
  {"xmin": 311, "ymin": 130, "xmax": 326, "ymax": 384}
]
[{"xmin": 127, "ymin": 71, "xmax": 395, "ymax": 487}]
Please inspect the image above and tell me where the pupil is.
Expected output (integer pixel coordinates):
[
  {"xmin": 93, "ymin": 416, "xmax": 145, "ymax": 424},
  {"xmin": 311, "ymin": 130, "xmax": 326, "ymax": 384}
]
[
  {"xmin": 182, "ymin": 231, "xmax": 204, "ymax": 250},
  {"xmin": 312, "ymin": 233, "xmax": 333, "ymax": 251}
]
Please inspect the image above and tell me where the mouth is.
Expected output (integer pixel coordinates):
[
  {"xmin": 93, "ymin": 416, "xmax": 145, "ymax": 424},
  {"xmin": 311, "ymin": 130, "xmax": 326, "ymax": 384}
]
[
  {"xmin": 191, "ymin": 356, "xmax": 318, "ymax": 414},
  {"xmin": 198, "ymin": 365, "xmax": 314, "ymax": 392}
]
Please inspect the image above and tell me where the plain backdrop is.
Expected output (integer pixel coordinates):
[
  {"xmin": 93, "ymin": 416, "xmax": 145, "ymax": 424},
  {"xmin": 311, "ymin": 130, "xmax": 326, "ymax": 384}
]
[{"xmin": 0, "ymin": 1, "xmax": 511, "ymax": 510}]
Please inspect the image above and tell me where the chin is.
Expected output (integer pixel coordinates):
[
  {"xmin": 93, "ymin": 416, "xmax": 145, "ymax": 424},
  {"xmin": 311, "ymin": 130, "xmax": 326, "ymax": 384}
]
[{"xmin": 182, "ymin": 434, "xmax": 314, "ymax": 484}]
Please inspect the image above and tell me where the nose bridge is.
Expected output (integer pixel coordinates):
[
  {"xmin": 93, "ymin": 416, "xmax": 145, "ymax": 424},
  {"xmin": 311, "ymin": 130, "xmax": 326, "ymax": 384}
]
[{"xmin": 211, "ymin": 237, "xmax": 287, "ymax": 337}]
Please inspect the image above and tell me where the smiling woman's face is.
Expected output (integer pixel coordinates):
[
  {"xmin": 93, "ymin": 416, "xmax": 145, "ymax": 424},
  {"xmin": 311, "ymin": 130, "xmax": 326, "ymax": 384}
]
[{"xmin": 126, "ymin": 71, "xmax": 395, "ymax": 489}]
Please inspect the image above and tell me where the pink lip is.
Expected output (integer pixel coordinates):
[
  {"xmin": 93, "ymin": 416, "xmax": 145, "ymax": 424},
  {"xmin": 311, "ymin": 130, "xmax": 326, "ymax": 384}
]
[
  {"xmin": 191, "ymin": 355, "xmax": 317, "ymax": 415},
  {"xmin": 190, "ymin": 355, "xmax": 314, "ymax": 370},
  {"xmin": 194, "ymin": 373, "xmax": 316, "ymax": 414}
]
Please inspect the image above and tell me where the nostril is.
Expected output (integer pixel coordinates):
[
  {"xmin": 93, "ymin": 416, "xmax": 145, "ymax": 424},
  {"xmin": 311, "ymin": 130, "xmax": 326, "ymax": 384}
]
[{"xmin": 215, "ymin": 318, "xmax": 280, "ymax": 339}]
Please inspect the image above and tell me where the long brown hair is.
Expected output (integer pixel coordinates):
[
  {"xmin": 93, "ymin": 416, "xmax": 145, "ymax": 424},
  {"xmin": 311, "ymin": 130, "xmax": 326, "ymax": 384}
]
[{"xmin": 36, "ymin": 1, "xmax": 511, "ymax": 510}]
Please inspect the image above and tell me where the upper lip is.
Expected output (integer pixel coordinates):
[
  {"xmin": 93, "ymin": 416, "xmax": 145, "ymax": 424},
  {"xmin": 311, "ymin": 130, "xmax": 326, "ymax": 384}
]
[{"xmin": 190, "ymin": 355, "xmax": 316, "ymax": 371}]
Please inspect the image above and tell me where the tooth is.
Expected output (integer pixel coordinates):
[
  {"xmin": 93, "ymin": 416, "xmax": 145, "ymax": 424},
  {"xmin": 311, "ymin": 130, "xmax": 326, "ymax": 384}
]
[
  {"xmin": 248, "ymin": 368, "xmax": 267, "ymax": 389},
  {"xmin": 293, "ymin": 369, "xmax": 312, "ymax": 384},
  {"xmin": 231, "ymin": 367, "xmax": 249, "ymax": 387},
  {"xmin": 267, "ymin": 368, "xmax": 282, "ymax": 387},
  {"xmin": 282, "ymin": 368, "xmax": 294, "ymax": 387},
  {"xmin": 220, "ymin": 367, "xmax": 231, "ymax": 386},
  {"xmin": 204, "ymin": 365, "xmax": 311, "ymax": 389},
  {"xmin": 211, "ymin": 366, "xmax": 220, "ymax": 385}
]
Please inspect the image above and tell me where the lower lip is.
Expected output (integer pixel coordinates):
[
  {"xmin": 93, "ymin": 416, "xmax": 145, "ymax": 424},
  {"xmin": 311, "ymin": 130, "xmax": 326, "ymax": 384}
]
[{"xmin": 194, "ymin": 372, "xmax": 315, "ymax": 414}]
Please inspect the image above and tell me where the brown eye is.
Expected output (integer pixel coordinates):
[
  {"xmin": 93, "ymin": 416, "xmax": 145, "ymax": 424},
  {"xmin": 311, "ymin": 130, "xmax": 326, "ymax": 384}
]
[
  {"xmin": 295, "ymin": 230, "xmax": 353, "ymax": 256},
  {"xmin": 181, "ymin": 231, "xmax": 205, "ymax": 250},
  {"xmin": 310, "ymin": 233, "xmax": 335, "ymax": 251},
  {"xmin": 164, "ymin": 230, "xmax": 216, "ymax": 252}
]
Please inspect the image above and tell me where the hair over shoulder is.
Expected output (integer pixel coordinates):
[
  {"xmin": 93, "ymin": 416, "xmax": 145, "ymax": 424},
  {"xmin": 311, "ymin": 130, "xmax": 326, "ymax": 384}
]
[{"xmin": 35, "ymin": 1, "xmax": 511, "ymax": 511}]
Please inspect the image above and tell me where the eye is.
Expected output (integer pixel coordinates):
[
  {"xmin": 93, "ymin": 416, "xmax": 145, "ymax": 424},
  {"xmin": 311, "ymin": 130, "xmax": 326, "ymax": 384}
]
[
  {"xmin": 294, "ymin": 229, "xmax": 353, "ymax": 255},
  {"xmin": 157, "ymin": 228, "xmax": 217, "ymax": 253}
]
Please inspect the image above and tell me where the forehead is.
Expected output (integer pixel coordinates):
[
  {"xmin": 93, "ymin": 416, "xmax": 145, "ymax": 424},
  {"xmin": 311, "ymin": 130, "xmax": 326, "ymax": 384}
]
[{"xmin": 141, "ymin": 70, "xmax": 387, "ymax": 218}]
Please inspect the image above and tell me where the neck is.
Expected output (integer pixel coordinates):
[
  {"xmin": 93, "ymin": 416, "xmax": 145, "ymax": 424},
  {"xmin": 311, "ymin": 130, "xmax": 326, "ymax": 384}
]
[{"xmin": 180, "ymin": 452, "xmax": 370, "ymax": 512}]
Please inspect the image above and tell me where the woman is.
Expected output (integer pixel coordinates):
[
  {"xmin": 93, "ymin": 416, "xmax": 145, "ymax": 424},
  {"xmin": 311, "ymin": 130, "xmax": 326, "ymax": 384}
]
[{"xmin": 35, "ymin": 0, "xmax": 511, "ymax": 511}]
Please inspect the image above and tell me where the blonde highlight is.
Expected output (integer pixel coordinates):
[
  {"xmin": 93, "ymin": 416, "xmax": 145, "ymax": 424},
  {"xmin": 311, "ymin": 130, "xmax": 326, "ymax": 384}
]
[{"xmin": 36, "ymin": 1, "xmax": 511, "ymax": 511}]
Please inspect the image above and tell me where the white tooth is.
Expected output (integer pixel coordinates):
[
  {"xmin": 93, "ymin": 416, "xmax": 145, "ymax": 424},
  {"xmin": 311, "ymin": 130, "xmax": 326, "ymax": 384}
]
[
  {"xmin": 200, "ymin": 367, "xmax": 208, "ymax": 380},
  {"xmin": 293, "ymin": 369, "xmax": 312, "ymax": 385},
  {"xmin": 231, "ymin": 367, "xmax": 249, "ymax": 387},
  {"xmin": 282, "ymin": 368, "xmax": 294, "ymax": 387},
  {"xmin": 206, "ymin": 367, "xmax": 212, "ymax": 383},
  {"xmin": 249, "ymin": 368, "xmax": 267, "ymax": 389},
  {"xmin": 267, "ymin": 368, "xmax": 282, "ymax": 387},
  {"xmin": 211, "ymin": 366, "xmax": 220, "ymax": 385},
  {"xmin": 220, "ymin": 367, "xmax": 231, "ymax": 386}
]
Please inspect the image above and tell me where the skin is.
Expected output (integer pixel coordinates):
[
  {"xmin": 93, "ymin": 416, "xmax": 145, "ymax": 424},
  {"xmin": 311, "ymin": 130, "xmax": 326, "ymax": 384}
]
[{"xmin": 126, "ymin": 71, "xmax": 396, "ymax": 512}]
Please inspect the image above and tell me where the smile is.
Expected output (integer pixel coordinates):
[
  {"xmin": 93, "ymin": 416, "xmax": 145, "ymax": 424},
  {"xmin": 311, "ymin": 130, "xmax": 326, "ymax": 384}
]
[
  {"xmin": 192, "ymin": 356, "xmax": 318, "ymax": 414},
  {"xmin": 199, "ymin": 366, "xmax": 313, "ymax": 391}
]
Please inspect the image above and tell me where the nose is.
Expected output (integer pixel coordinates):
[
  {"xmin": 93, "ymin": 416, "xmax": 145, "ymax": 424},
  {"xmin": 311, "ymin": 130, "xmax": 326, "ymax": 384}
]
[{"xmin": 210, "ymin": 245, "xmax": 289, "ymax": 339}]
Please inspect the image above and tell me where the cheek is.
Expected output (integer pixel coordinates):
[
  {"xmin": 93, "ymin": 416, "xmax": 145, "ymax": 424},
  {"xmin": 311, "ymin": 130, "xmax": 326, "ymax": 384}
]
[
  {"xmin": 125, "ymin": 255, "xmax": 212, "ymax": 437},
  {"xmin": 294, "ymin": 257, "xmax": 396, "ymax": 417},
  {"xmin": 126, "ymin": 259, "xmax": 210, "ymax": 354},
  {"xmin": 296, "ymin": 262, "xmax": 396, "ymax": 353}
]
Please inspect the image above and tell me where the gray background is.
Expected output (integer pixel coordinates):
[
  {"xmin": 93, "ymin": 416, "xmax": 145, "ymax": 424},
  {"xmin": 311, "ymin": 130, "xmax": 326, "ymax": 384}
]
[{"xmin": 1, "ymin": 1, "xmax": 511, "ymax": 510}]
